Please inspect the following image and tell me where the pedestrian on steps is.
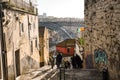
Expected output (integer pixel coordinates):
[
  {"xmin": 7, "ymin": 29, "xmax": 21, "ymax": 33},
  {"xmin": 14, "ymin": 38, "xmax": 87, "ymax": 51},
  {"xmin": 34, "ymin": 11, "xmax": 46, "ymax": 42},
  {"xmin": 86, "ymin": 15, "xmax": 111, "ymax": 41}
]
[{"xmin": 56, "ymin": 52, "xmax": 62, "ymax": 68}]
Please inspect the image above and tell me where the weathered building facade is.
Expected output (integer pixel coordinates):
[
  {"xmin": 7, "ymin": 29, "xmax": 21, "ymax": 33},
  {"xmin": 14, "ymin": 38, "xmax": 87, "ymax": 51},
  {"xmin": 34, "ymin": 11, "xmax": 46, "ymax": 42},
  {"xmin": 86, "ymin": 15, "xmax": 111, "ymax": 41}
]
[
  {"xmin": 39, "ymin": 27, "xmax": 49, "ymax": 67},
  {"xmin": 0, "ymin": 0, "xmax": 39, "ymax": 80},
  {"xmin": 84, "ymin": 0, "xmax": 120, "ymax": 80}
]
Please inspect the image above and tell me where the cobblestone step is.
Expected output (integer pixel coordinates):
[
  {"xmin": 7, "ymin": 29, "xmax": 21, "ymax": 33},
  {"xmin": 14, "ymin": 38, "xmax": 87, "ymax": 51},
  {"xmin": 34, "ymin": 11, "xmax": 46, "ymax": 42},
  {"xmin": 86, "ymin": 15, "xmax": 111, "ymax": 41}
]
[
  {"xmin": 51, "ymin": 69, "xmax": 102, "ymax": 80},
  {"xmin": 41, "ymin": 69, "xmax": 58, "ymax": 80},
  {"xmin": 65, "ymin": 69, "xmax": 102, "ymax": 80},
  {"xmin": 31, "ymin": 68, "xmax": 51, "ymax": 79},
  {"xmin": 16, "ymin": 66, "xmax": 52, "ymax": 80}
]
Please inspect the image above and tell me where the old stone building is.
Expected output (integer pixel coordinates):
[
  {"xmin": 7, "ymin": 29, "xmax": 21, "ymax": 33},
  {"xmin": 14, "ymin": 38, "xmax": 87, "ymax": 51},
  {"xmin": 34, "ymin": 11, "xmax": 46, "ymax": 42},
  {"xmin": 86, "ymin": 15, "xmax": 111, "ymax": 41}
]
[
  {"xmin": 0, "ymin": 0, "xmax": 39, "ymax": 80},
  {"xmin": 39, "ymin": 26, "xmax": 49, "ymax": 67},
  {"xmin": 84, "ymin": 0, "xmax": 120, "ymax": 80}
]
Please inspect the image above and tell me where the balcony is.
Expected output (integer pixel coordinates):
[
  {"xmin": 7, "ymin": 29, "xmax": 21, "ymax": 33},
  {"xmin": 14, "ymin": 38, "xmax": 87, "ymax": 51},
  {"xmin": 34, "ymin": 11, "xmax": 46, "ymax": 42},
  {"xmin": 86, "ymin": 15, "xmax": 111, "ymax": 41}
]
[{"xmin": 0, "ymin": 0, "xmax": 37, "ymax": 15}]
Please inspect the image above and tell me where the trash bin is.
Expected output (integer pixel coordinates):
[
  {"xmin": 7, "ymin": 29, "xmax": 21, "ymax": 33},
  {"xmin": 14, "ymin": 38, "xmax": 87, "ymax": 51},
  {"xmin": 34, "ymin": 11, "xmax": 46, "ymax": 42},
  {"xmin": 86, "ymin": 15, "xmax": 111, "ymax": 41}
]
[{"xmin": 102, "ymin": 68, "xmax": 108, "ymax": 80}]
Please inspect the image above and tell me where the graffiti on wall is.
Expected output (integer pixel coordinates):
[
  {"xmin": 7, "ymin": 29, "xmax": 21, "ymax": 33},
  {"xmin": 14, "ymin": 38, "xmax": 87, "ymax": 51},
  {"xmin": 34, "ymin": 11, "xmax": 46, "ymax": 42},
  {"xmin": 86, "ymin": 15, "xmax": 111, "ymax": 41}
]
[{"xmin": 94, "ymin": 48, "xmax": 107, "ymax": 65}]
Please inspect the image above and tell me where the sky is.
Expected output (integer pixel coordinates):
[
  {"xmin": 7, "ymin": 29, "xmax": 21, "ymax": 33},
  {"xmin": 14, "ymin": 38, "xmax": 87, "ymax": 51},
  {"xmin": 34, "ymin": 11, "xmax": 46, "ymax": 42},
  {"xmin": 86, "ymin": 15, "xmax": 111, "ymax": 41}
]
[{"xmin": 37, "ymin": 0, "xmax": 84, "ymax": 18}]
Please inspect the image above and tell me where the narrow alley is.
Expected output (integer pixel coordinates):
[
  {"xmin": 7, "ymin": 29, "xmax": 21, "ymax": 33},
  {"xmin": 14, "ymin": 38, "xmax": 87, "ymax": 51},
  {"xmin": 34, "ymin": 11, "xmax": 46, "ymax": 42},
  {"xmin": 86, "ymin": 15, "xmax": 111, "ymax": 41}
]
[{"xmin": 0, "ymin": 0, "xmax": 120, "ymax": 80}]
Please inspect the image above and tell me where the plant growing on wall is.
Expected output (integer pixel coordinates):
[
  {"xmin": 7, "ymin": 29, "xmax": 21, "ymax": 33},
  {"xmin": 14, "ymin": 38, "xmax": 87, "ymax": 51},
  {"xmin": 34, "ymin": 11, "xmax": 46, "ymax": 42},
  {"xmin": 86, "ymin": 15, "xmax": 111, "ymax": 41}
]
[{"xmin": 79, "ymin": 37, "xmax": 85, "ymax": 45}]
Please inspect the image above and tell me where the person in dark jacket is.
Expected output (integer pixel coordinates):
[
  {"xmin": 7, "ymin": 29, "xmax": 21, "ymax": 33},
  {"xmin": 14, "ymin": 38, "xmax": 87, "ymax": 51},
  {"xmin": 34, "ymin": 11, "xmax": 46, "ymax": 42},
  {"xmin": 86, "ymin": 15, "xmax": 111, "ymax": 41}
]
[
  {"xmin": 75, "ymin": 54, "xmax": 83, "ymax": 69},
  {"xmin": 56, "ymin": 52, "xmax": 62, "ymax": 68},
  {"xmin": 71, "ymin": 56, "xmax": 77, "ymax": 69},
  {"xmin": 102, "ymin": 67, "xmax": 109, "ymax": 80}
]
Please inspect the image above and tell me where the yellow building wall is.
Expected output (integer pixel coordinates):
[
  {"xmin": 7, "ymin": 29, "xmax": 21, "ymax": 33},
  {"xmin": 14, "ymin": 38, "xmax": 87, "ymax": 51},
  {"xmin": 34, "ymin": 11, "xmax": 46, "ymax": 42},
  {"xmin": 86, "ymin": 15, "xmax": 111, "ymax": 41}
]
[
  {"xmin": 43, "ymin": 28, "xmax": 49, "ymax": 65},
  {"xmin": 39, "ymin": 37, "xmax": 45, "ymax": 67},
  {"xmin": 39, "ymin": 27, "xmax": 49, "ymax": 66}
]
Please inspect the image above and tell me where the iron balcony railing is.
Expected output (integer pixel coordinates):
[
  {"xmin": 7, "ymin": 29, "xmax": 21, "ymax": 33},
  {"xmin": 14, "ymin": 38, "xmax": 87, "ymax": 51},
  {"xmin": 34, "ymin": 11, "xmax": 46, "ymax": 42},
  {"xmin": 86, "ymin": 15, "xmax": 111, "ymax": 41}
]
[{"xmin": 0, "ymin": 0, "xmax": 37, "ymax": 15}]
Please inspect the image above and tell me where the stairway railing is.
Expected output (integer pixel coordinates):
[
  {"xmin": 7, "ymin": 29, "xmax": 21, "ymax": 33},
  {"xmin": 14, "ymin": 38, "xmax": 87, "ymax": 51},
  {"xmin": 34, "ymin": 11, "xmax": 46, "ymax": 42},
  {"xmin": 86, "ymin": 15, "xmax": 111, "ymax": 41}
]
[{"xmin": 59, "ymin": 67, "xmax": 65, "ymax": 80}]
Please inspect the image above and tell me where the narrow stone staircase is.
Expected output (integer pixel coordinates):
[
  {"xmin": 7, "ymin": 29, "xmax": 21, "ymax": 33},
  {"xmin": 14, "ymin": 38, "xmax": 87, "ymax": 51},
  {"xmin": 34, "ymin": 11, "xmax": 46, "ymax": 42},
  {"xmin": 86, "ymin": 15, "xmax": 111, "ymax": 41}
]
[
  {"xmin": 16, "ymin": 66, "xmax": 53, "ymax": 80},
  {"xmin": 16, "ymin": 67, "xmax": 102, "ymax": 80},
  {"xmin": 40, "ymin": 69, "xmax": 58, "ymax": 80},
  {"xmin": 66, "ymin": 69, "xmax": 102, "ymax": 80},
  {"xmin": 51, "ymin": 69, "xmax": 102, "ymax": 80}
]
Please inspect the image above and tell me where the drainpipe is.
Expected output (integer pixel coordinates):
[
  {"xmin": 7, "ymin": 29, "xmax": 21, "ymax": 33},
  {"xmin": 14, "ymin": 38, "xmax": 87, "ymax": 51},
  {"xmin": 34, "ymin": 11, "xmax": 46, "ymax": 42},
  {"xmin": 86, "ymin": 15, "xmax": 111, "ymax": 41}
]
[{"xmin": 0, "ymin": 4, "xmax": 8, "ymax": 80}]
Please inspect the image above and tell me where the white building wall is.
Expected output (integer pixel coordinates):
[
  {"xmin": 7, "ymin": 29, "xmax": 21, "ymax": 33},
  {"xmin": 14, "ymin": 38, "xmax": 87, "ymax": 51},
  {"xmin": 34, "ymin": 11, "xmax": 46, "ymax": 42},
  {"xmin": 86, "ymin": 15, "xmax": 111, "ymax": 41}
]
[{"xmin": 2, "ymin": 9, "xmax": 39, "ymax": 79}]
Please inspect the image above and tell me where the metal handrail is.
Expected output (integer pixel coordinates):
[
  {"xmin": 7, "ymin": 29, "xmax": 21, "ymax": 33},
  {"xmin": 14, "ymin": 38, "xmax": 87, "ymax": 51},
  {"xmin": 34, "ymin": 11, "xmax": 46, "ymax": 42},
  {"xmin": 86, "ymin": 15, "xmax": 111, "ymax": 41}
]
[{"xmin": 59, "ymin": 67, "xmax": 65, "ymax": 80}]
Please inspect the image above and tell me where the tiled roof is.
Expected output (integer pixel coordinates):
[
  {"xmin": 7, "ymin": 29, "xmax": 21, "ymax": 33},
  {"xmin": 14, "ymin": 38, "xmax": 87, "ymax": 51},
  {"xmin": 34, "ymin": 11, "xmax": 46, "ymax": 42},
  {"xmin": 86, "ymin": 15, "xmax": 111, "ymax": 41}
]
[{"xmin": 56, "ymin": 39, "xmax": 75, "ymax": 47}]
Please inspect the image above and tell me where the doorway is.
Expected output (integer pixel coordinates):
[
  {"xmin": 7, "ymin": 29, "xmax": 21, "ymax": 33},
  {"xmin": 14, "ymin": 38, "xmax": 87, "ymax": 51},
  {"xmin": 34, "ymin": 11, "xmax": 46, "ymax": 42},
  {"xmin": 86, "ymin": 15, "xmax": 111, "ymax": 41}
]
[{"xmin": 15, "ymin": 49, "xmax": 20, "ymax": 77}]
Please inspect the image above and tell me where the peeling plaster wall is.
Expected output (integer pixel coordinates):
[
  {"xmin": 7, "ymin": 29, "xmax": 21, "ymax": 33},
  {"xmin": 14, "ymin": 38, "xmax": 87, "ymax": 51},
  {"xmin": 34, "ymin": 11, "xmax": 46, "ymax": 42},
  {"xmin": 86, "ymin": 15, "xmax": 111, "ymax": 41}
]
[
  {"xmin": 84, "ymin": 0, "xmax": 120, "ymax": 80},
  {"xmin": 2, "ymin": 9, "xmax": 39, "ymax": 80}
]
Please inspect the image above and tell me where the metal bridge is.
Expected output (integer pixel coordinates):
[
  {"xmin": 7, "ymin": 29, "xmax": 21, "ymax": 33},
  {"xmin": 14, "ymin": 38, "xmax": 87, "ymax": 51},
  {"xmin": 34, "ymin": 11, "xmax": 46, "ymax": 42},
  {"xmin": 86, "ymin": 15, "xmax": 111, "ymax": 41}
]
[{"xmin": 39, "ymin": 18, "xmax": 84, "ymax": 39}]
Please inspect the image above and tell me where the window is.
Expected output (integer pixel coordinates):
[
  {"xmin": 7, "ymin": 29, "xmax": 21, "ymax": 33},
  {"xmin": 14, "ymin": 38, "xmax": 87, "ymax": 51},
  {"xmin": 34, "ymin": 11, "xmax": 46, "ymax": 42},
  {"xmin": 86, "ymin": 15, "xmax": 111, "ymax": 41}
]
[
  {"xmin": 33, "ymin": 23, "xmax": 35, "ymax": 31},
  {"xmin": 35, "ymin": 39, "xmax": 37, "ymax": 48},
  {"xmin": 67, "ymin": 47, "xmax": 70, "ymax": 53},
  {"xmin": 28, "ymin": 24, "xmax": 31, "ymax": 39},
  {"xmin": 28, "ymin": 23, "xmax": 31, "ymax": 30},
  {"xmin": 31, "ymin": 41, "xmax": 33, "ymax": 55},
  {"xmin": 19, "ymin": 22, "xmax": 24, "ymax": 36},
  {"xmin": 21, "ymin": 23, "xmax": 24, "ymax": 32}
]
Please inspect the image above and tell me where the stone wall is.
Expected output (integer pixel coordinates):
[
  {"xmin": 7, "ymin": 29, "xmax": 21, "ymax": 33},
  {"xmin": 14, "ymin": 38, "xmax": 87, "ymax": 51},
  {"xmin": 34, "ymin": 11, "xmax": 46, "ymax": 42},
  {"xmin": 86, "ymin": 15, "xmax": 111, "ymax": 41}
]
[{"xmin": 84, "ymin": 0, "xmax": 120, "ymax": 80}]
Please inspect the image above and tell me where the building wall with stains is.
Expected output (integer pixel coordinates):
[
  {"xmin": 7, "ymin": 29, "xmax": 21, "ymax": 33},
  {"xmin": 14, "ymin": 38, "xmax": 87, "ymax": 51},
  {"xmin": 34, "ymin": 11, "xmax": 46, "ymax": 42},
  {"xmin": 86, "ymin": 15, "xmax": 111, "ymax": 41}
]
[
  {"xmin": 0, "ymin": 8, "xmax": 39, "ymax": 80},
  {"xmin": 43, "ymin": 27, "xmax": 49, "ymax": 65},
  {"xmin": 84, "ymin": 0, "xmax": 120, "ymax": 80},
  {"xmin": 39, "ymin": 27, "xmax": 49, "ymax": 66}
]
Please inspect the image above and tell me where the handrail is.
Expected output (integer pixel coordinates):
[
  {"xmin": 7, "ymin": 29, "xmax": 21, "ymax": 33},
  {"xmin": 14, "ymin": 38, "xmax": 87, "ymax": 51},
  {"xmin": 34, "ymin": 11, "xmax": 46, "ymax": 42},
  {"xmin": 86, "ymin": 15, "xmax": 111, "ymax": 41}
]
[{"xmin": 59, "ymin": 67, "xmax": 65, "ymax": 80}]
